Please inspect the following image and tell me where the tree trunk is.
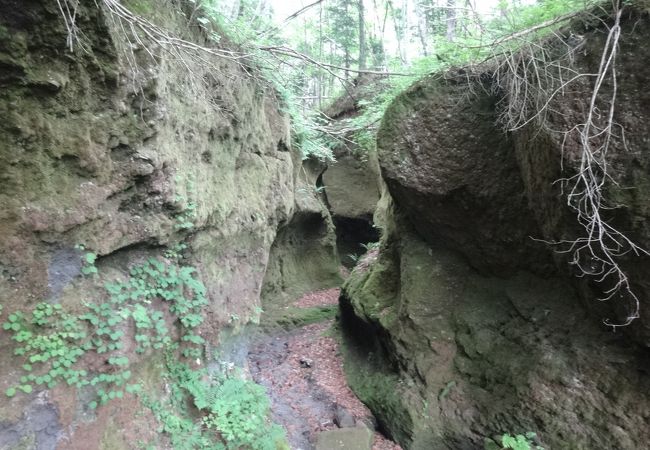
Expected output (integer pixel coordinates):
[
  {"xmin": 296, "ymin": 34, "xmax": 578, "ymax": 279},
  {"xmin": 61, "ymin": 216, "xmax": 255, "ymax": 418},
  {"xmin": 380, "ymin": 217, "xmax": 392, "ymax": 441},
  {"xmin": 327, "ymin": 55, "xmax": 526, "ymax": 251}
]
[
  {"xmin": 318, "ymin": 1, "xmax": 324, "ymax": 108},
  {"xmin": 415, "ymin": 1, "xmax": 429, "ymax": 57},
  {"xmin": 446, "ymin": 0, "xmax": 456, "ymax": 42},
  {"xmin": 358, "ymin": 0, "xmax": 367, "ymax": 70},
  {"xmin": 387, "ymin": 0, "xmax": 406, "ymax": 63}
]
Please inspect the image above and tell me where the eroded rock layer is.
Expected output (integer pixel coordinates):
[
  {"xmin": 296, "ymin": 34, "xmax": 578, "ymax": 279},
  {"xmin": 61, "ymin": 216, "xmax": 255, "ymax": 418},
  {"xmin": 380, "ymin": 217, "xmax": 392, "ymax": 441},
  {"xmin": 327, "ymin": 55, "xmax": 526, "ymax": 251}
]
[
  {"xmin": 0, "ymin": 0, "xmax": 338, "ymax": 447},
  {"xmin": 342, "ymin": 7, "xmax": 650, "ymax": 449}
]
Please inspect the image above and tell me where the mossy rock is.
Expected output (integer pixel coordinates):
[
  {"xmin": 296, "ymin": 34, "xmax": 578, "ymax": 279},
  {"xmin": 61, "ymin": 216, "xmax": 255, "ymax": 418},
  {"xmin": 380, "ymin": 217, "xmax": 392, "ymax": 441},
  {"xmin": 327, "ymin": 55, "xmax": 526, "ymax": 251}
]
[
  {"xmin": 262, "ymin": 305, "xmax": 338, "ymax": 330},
  {"xmin": 315, "ymin": 426, "xmax": 373, "ymax": 450}
]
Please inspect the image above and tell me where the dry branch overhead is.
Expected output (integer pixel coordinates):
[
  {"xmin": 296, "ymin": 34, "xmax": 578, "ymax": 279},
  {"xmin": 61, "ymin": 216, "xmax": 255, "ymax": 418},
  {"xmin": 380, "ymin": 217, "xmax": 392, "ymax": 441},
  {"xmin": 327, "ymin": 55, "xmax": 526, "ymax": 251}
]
[
  {"xmin": 466, "ymin": 9, "xmax": 588, "ymax": 50},
  {"xmin": 259, "ymin": 45, "xmax": 414, "ymax": 77}
]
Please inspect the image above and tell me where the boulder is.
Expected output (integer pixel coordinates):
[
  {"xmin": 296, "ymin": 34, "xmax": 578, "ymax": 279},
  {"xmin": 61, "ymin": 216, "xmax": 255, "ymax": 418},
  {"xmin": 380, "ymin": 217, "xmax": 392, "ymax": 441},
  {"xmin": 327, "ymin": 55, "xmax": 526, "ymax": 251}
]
[
  {"xmin": 341, "ymin": 206, "xmax": 650, "ymax": 449},
  {"xmin": 341, "ymin": 6, "xmax": 650, "ymax": 449},
  {"xmin": 315, "ymin": 426, "xmax": 373, "ymax": 450}
]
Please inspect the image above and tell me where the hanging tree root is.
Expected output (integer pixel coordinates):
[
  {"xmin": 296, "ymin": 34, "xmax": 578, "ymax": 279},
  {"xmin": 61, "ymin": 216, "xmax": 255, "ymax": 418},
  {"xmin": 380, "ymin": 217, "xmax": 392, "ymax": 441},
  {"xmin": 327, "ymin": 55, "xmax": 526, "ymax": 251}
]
[{"xmin": 493, "ymin": 1, "xmax": 648, "ymax": 328}]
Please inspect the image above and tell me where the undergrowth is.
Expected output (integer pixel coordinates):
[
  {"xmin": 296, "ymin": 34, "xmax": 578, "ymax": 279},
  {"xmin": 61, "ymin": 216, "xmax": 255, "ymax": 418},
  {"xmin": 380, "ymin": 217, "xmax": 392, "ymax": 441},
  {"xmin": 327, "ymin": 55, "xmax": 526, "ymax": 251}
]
[
  {"xmin": 1, "ymin": 237, "xmax": 284, "ymax": 447},
  {"xmin": 2, "ymin": 253, "xmax": 206, "ymax": 405},
  {"xmin": 138, "ymin": 353, "xmax": 287, "ymax": 450},
  {"xmin": 484, "ymin": 432, "xmax": 545, "ymax": 450}
]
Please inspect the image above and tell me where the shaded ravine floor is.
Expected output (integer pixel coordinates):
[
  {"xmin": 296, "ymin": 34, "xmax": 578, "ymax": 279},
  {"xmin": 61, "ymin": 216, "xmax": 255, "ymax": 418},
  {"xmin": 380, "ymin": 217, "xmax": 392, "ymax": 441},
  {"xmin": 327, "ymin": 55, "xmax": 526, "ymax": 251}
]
[{"xmin": 247, "ymin": 288, "xmax": 401, "ymax": 450}]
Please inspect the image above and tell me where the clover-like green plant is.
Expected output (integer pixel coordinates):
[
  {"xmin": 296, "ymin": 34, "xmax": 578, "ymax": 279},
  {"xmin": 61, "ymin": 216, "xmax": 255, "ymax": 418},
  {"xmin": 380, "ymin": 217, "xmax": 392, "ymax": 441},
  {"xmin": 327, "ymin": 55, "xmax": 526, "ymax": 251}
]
[{"xmin": 2, "ymin": 256, "xmax": 208, "ymax": 408}]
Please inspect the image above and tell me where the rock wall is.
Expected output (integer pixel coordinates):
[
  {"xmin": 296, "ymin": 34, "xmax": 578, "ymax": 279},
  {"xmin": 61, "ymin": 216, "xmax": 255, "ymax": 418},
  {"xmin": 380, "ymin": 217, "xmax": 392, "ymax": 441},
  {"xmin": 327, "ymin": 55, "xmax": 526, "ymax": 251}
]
[
  {"xmin": 341, "ymin": 6, "xmax": 650, "ymax": 449},
  {"xmin": 261, "ymin": 158, "xmax": 341, "ymax": 309},
  {"xmin": 511, "ymin": 10, "xmax": 650, "ymax": 343},
  {"xmin": 0, "ymin": 0, "xmax": 336, "ymax": 447},
  {"xmin": 320, "ymin": 76, "xmax": 384, "ymax": 266},
  {"xmin": 342, "ymin": 206, "xmax": 650, "ymax": 450}
]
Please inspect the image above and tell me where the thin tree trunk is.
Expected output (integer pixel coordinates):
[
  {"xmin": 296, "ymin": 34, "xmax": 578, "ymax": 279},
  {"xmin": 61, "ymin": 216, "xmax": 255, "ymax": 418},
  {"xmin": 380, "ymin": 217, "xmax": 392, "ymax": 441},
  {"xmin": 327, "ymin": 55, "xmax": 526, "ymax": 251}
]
[
  {"xmin": 387, "ymin": 0, "xmax": 405, "ymax": 63},
  {"xmin": 416, "ymin": 1, "xmax": 429, "ymax": 56},
  {"xmin": 446, "ymin": 0, "xmax": 456, "ymax": 42},
  {"xmin": 318, "ymin": 1, "xmax": 323, "ymax": 108},
  {"xmin": 358, "ymin": 0, "xmax": 367, "ymax": 70}
]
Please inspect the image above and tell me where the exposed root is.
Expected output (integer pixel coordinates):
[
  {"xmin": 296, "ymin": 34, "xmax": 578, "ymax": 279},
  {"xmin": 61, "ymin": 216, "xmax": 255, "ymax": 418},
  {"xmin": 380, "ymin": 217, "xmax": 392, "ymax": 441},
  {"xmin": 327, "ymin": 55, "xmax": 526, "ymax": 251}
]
[{"xmin": 495, "ymin": 1, "xmax": 647, "ymax": 327}]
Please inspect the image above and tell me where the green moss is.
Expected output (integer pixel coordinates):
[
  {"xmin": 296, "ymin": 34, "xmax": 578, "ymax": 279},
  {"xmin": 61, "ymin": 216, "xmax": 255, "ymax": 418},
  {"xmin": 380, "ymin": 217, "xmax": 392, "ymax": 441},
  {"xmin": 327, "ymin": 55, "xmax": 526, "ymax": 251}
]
[
  {"xmin": 340, "ymin": 337, "xmax": 414, "ymax": 446},
  {"xmin": 101, "ymin": 421, "xmax": 128, "ymax": 450},
  {"xmin": 377, "ymin": 76, "xmax": 439, "ymax": 146},
  {"xmin": 344, "ymin": 245, "xmax": 399, "ymax": 321},
  {"xmin": 262, "ymin": 305, "xmax": 338, "ymax": 330},
  {"xmin": 12, "ymin": 434, "xmax": 36, "ymax": 450}
]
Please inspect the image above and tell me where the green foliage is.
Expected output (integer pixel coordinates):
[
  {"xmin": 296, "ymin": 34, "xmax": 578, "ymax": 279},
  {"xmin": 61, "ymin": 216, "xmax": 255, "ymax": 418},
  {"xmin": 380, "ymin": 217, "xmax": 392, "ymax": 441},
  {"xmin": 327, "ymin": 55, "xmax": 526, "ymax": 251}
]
[
  {"xmin": 492, "ymin": 0, "xmax": 598, "ymax": 37},
  {"xmin": 265, "ymin": 305, "xmax": 338, "ymax": 330},
  {"xmin": 437, "ymin": 380, "xmax": 456, "ymax": 401},
  {"xmin": 342, "ymin": 0, "xmax": 601, "ymax": 154},
  {"xmin": 360, "ymin": 241, "xmax": 379, "ymax": 252},
  {"xmin": 109, "ymin": 256, "xmax": 208, "ymax": 357},
  {"xmin": 76, "ymin": 244, "xmax": 99, "ymax": 275},
  {"xmin": 2, "ymin": 304, "xmax": 91, "ymax": 392},
  {"xmin": 1, "ymin": 255, "xmax": 208, "ymax": 405},
  {"xmin": 164, "ymin": 242, "xmax": 188, "ymax": 260},
  {"xmin": 289, "ymin": 108, "xmax": 334, "ymax": 161},
  {"xmin": 201, "ymin": 376, "xmax": 285, "ymax": 449},
  {"xmin": 195, "ymin": 0, "xmax": 274, "ymax": 46},
  {"xmin": 327, "ymin": 0, "xmax": 359, "ymax": 68},
  {"xmin": 485, "ymin": 432, "xmax": 545, "ymax": 450},
  {"xmin": 139, "ymin": 355, "xmax": 286, "ymax": 450},
  {"xmin": 187, "ymin": 0, "xmax": 334, "ymax": 160}
]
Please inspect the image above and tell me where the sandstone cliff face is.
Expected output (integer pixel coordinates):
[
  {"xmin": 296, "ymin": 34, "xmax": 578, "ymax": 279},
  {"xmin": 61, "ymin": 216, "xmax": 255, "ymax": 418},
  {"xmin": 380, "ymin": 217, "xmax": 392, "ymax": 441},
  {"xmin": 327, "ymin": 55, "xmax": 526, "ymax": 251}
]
[
  {"xmin": 261, "ymin": 157, "xmax": 342, "ymax": 308},
  {"xmin": 341, "ymin": 7, "xmax": 650, "ymax": 449},
  {"xmin": 320, "ymin": 76, "xmax": 384, "ymax": 266},
  {"xmin": 0, "ymin": 0, "xmax": 337, "ymax": 447}
]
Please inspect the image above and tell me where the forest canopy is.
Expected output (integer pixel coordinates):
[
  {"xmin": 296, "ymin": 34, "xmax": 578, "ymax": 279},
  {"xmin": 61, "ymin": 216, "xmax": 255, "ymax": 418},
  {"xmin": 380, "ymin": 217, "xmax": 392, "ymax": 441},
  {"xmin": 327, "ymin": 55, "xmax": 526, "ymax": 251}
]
[{"xmin": 185, "ymin": 0, "xmax": 603, "ymax": 158}]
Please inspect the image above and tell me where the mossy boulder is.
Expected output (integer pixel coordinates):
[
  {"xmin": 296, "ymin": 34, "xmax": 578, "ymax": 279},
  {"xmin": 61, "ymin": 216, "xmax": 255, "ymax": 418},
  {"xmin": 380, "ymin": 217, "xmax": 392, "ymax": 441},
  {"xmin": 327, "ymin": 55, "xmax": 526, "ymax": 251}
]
[
  {"xmin": 322, "ymin": 152, "xmax": 381, "ymax": 221},
  {"xmin": 315, "ymin": 426, "xmax": 373, "ymax": 450},
  {"xmin": 511, "ymin": 8, "xmax": 650, "ymax": 343},
  {"xmin": 343, "ymin": 8, "xmax": 650, "ymax": 448},
  {"xmin": 376, "ymin": 71, "xmax": 553, "ymax": 276},
  {"xmin": 341, "ymin": 205, "xmax": 650, "ymax": 449},
  {"xmin": 374, "ymin": 6, "xmax": 650, "ymax": 343}
]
